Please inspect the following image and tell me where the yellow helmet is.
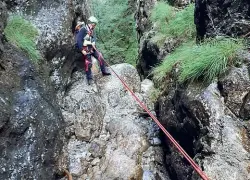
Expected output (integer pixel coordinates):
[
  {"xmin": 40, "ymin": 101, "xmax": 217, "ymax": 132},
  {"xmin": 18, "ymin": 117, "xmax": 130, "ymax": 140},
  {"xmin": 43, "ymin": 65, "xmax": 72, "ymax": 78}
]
[{"xmin": 88, "ymin": 16, "xmax": 98, "ymax": 24}]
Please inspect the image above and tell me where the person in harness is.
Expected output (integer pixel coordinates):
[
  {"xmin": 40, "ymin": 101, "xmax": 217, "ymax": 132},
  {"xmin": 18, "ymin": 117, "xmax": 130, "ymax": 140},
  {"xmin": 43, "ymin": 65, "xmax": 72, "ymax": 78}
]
[{"xmin": 75, "ymin": 16, "xmax": 111, "ymax": 85}]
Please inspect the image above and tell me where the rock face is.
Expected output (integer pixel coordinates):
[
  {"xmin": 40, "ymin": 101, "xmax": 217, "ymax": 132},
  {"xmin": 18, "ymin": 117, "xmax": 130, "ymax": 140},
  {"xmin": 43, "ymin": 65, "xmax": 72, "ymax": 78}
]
[
  {"xmin": 157, "ymin": 65, "xmax": 250, "ymax": 180},
  {"xmin": 0, "ymin": 47, "xmax": 65, "ymax": 180},
  {"xmin": 63, "ymin": 64, "xmax": 170, "ymax": 179},
  {"xmin": 195, "ymin": 0, "xmax": 250, "ymax": 39},
  {"xmin": 134, "ymin": 0, "xmax": 158, "ymax": 78},
  {"xmin": 0, "ymin": 0, "xmax": 90, "ymax": 179},
  {"xmin": 219, "ymin": 66, "xmax": 250, "ymax": 120},
  {"xmin": 168, "ymin": 0, "xmax": 192, "ymax": 7},
  {"xmin": 0, "ymin": 1, "xmax": 7, "ymax": 56},
  {"xmin": 136, "ymin": 0, "xmax": 250, "ymax": 180},
  {"xmin": 0, "ymin": 2, "xmax": 65, "ymax": 178},
  {"xmin": 1, "ymin": 0, "xmax": 171, "ymax": 179},
  {"xmin": 134, "ymin": 0, "xmax": 156, "ymax": 40},
  {"xmin": 4, "ymin": 0, "xmax": 91, "ymax": 94}
]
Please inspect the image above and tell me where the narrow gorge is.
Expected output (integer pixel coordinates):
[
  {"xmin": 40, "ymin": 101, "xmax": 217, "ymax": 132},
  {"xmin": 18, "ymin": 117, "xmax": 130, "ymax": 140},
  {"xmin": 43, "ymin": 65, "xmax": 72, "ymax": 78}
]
[{"xmin": 0, "ymin": 0, "xmax": 249, "ymax": 180}]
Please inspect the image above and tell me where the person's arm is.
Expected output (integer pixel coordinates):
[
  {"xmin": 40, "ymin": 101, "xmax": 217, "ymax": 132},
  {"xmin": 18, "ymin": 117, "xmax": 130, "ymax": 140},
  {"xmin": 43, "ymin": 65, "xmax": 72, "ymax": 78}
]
[{"xmin": 76, "ymin": 28, "xmax": 87, "ymax": 51}]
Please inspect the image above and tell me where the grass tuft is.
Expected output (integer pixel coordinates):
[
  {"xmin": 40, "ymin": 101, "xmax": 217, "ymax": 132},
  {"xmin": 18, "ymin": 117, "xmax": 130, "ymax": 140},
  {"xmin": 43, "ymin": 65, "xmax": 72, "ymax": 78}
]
[
  {"xmin": 153, "ymin": 38, "xmax": 244, "ymax": 83},
  {"xmin": 150, "ymin": 2, "xmax": 175, "ymax": 24},
  {"xmin": 4, "ymin": 16, "xmax": 41, "ymax": 62},
  {"xmin": 150, "ymin": 2, "xmax": 195, "ymax": 46}
]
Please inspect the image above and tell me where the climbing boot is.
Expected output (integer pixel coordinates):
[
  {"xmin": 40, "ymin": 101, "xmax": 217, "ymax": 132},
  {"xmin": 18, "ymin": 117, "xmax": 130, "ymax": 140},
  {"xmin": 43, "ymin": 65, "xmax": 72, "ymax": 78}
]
[
  {"xmin": 87, "ymin": 78, "xmax": 93, "ymax": 85},
  {"xmin": 102, "ymin": 71, "xmax": 111, "ymax": 76}
]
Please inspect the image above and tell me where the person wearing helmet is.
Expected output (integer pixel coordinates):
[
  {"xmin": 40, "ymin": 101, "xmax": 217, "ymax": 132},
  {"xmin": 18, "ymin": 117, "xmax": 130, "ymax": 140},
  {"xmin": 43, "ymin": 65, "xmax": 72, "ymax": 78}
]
[{"xmin": 75, "ymin": 16, "xmax": 111, "ymax": 85}]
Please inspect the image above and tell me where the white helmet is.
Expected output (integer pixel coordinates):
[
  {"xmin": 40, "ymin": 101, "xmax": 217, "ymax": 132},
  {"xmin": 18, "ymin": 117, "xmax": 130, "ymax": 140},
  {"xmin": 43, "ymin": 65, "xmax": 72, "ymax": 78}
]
[{"xmin": 88, "ymin": 16, "xmax": 98, "ymax": 24}]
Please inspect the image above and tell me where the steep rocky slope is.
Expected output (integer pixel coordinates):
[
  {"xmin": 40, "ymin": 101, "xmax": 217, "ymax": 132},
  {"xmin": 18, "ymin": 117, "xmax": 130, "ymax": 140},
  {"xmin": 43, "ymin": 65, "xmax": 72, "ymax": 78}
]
[
  {"xmin": 0, "ymin": 0, "xmax": 170, "ymax": 179},
  {"xmin": 1, "ymin": 0, "xmax": 250, "ymax": 179},
  {"xmin": 0, "ymin": 1, "xmax": 65, "ymax": 179},
  {"xmin": 135, "ymin": 0, "xmax": 250, "ymax": 179},
  {"xmin": 63, "ymin": 64, "xmax": 170, "ymax": 179}
]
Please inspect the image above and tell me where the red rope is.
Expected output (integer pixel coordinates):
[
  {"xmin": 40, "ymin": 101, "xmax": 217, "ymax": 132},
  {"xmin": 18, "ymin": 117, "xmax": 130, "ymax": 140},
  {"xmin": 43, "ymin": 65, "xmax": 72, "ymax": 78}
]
[{"xmin": 103, "ymin": 59, "xmax": 210, "ymax": 180}]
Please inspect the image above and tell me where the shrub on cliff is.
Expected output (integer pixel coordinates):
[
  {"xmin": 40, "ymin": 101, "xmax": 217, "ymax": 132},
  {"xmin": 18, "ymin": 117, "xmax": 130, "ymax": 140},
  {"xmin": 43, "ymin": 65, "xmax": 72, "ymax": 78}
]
[
  {"xmin": 153, "ymin": 38, "xmax": 244, "ymax": 83},
  {"xmin": 4, "ymin": 16, "xmax": 41, "ymax": 61}
]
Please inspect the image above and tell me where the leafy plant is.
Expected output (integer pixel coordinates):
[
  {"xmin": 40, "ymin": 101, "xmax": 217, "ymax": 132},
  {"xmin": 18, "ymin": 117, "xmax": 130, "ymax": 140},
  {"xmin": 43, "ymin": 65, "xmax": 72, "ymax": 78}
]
[{"xmin": 4, "ymin": 16, "xmax": 41, "ymax": 62}]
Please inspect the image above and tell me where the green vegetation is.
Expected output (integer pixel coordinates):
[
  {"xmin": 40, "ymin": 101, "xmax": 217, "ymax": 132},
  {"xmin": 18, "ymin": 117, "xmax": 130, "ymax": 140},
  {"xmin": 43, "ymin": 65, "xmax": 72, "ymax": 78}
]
[
  {"xmin": 149, "ymin": 1, "xmax": 245, "ymax": 88},
  {"xmin": 153, "ymin": 38, "xmax": 244, "ymax": 83},
  {"xmin": 92, "ymin": 0, "xmax": 138, "ymax": 66},
  {"xmin": 151, "ymin": 2, "xmax": 175, "ymax": 24},
  {"xmin": 149, "ymin": 88, "xmax": 161, "ymax": 103},
  {"xmin": 150, "ymin": 2, "xmax": 195, "ymax": 46},
  {"xmin": 4, "ymin": 16, "xmax": 41, "ymax": 62}
]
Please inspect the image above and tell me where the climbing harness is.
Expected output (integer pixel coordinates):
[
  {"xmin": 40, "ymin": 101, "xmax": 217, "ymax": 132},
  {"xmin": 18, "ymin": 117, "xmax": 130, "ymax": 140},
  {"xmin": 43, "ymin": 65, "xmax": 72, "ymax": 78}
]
[{"xmin": 98, "ymin": 51, "xmax": 210, "ymax": 180}]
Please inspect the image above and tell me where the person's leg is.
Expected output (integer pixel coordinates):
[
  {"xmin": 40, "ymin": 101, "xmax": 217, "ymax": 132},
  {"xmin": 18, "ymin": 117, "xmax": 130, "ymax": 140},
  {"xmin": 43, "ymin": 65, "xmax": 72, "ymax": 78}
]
[
  {"xmin": 92, "ymin": 49, "xmax": 111, "ymax": 76},
  {"xmin": 84, "ymin": 54, "xmax": 93, "ymax": 83}
]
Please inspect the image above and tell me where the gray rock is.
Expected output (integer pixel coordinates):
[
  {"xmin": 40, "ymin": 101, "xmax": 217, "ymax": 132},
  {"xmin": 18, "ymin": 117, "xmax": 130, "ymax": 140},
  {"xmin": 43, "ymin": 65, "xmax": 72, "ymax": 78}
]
[
  {"xmin": 142, "ymin": 147, "xmax": 170, "ymax": 180},
  {"xmin": 65, "ymin": 63, "xmax": 170, "ymax": 179},
  {"xmin": 200, "ymin": 83, "xmax": 250, "ymax": 180},
  {"xmin": 0, "ymin": 1, "xmax": 7, "ymax": 57},
  {"xmin": 195, "ymin": 0, "xmax": 250, "ymax": 39},
  {"xmin": 0, "ymin": 45, "xmax": 65, "ymax": 180},
  {"xmin": 151, "ymin": 137, "xmax": 161, "ymax": 145},
  {"xmin": 219, "ymin": 66, "xmax": 250, "ymax": 119},
  {"xmin": 134, "ymin": 0, "xmax": 156, "ymax": 40},
  {"xmin": 158, "ymin": 80, "xmax": 250, "ymax": 180},
  {"xmin": 62, "ymin": 72, "xmax": 105, "ymax": 142},
  {"xmin": 168, "ymin": 0, "xmax": 192, "ymax": 7}
]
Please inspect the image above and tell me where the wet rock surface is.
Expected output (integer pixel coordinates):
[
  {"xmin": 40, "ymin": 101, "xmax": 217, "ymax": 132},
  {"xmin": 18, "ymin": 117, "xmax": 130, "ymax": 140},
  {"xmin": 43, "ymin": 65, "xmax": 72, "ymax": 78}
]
[
  {"xmin": 0, "ymin": 0, "xmax": 88, "ymax": 179},
  {"xmin": 0, "ymin": 43, "xmax": 65, "ymax": 180},
  {"xmin": 0, "ymin": 1, "xmax": 63, "ymax": 179},
  {"xmin": 195, "ymin": 0, "xmax": 250, "ymax": 39}
]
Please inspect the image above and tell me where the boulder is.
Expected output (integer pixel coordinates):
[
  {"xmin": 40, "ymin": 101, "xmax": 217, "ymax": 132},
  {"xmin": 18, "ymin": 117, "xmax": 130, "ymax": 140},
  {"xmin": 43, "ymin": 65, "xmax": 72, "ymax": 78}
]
[{"xmin": 64, "ymin": 63, "xmax": 170, "ymax": 179}]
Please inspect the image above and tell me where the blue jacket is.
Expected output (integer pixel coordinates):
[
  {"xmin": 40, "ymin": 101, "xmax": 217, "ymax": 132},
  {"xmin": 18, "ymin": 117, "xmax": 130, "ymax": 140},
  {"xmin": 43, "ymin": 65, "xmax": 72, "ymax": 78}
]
[{"xmin": 75, "ymin": 26, "xmax": 96, "ymax": 50}]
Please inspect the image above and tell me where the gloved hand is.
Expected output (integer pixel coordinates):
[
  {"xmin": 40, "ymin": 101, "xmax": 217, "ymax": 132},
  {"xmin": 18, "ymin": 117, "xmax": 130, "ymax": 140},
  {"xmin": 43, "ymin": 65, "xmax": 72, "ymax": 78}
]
[{"xmin": 81, "ymin": 49, "xmax": 87, "ymax": 55}]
